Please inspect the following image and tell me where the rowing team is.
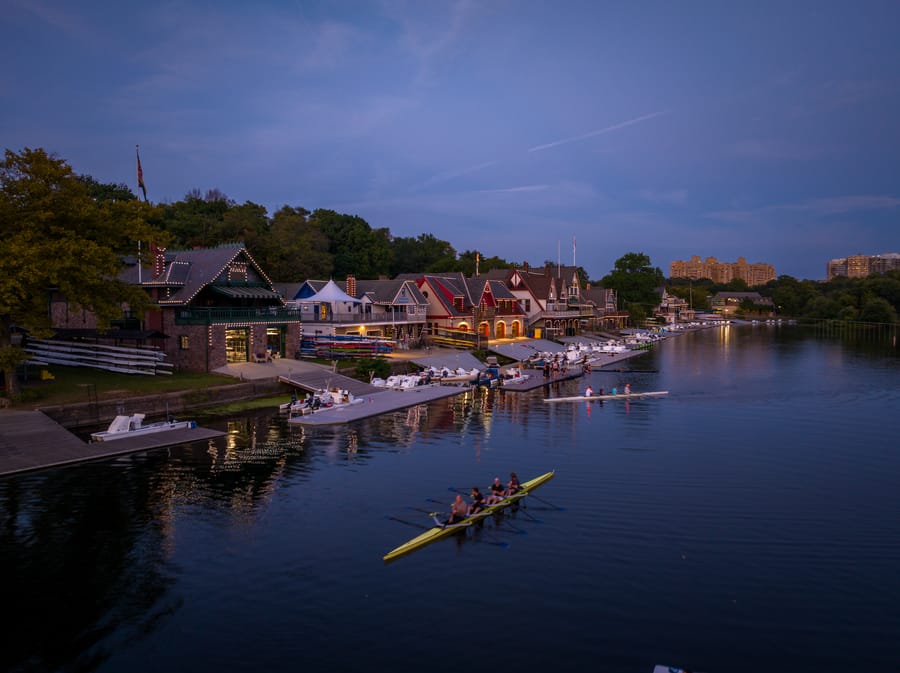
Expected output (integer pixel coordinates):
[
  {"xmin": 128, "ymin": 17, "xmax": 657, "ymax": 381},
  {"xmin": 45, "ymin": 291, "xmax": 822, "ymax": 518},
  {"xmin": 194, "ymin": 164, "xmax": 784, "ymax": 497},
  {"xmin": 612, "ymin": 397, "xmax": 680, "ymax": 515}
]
[{"xmin": 445, "ymin": 472, "xmax": 521, "ymax": 525}]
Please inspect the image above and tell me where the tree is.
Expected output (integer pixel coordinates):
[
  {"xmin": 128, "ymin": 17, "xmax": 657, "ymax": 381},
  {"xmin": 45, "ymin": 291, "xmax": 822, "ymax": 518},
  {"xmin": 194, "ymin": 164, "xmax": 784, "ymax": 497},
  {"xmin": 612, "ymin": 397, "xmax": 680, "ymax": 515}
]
[
  {"xmin": 601, "ymin": 252, "xmax": 664, "ymax": 311},
  {"xmin": 0, "ymin": 148, "xmax": 162, "ymax": 396},
  {"xmin": 312, "ymin": 209, "xmax": 393, "ymax": 279},
  {"xmin": 858, "ymin": 297, "xmax": 898, "ymax": 324},
  {"xmin": 389, "ymin": 233, "xmax": 457, "ymax": 276},
  {"xmin": 254, "ymin": 206, "xmax": 332, "ymax": 280}
]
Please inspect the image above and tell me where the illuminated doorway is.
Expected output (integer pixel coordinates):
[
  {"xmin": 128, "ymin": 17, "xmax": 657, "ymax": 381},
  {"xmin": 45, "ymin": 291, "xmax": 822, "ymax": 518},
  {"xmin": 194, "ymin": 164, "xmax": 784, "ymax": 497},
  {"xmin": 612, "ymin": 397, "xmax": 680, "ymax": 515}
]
[{"xmin": 225, "ymin": 328, "xmax": 249, "ymax": 363}]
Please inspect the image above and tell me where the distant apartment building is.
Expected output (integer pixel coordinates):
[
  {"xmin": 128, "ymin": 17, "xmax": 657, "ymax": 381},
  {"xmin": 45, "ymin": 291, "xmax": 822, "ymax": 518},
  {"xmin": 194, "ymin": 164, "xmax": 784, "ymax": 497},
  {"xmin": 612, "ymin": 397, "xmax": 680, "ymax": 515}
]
[
  {"xmin": 826, "ymin": 253, "xmax": 900, "ymax": 280},
  {"xmin": 669, "ymin": 256, "xmax": 775, "ymax": 286}
]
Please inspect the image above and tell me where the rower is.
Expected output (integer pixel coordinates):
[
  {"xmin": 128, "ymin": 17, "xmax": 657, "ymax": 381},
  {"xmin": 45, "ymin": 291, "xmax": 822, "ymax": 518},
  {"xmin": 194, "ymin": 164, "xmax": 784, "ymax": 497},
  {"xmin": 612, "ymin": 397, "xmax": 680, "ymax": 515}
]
[
  {"xmin": 624, "ymin": 383, "xmax": 631, "ymax": 394},
  {"xmin": 447, "ymin": 494, "xmax": 468, "ymax": 524},
  {"xmin": 468, "ymin": 487, "xmax": 486, "ymax": 515},
  {"xmin": 487, "ymin": 477, "xmax": 505, "ymax": 504},
  {"xmin": 505, "ymin": 472, "xmax": 521, "ymax": 497},
  {"xmin": 585, "ymin": 385, "xmax": 593, "ymax": 397}
]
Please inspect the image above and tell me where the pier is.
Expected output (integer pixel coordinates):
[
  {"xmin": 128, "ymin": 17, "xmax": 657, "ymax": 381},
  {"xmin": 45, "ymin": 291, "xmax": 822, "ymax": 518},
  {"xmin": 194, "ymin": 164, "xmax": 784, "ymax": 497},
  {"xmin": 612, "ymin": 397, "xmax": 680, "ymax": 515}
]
[{"xmin": 0, "ymin": 410, "xmax": 224, "ymax": 477}]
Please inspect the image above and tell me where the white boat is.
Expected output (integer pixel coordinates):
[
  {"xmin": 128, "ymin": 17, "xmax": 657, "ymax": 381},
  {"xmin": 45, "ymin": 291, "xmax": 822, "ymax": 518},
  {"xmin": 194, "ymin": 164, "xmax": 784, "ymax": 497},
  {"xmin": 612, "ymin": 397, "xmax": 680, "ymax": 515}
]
[
  {"xmin": 544, "ymin": 390, "xmax": 669, "ymax": 402},
  {"xmin": 90, "ymin": 413, "xmax": 196, "ymax": 442},
  {"xmin": 285, "ymin": 389, "xmax": 365, "ymax": 418}
]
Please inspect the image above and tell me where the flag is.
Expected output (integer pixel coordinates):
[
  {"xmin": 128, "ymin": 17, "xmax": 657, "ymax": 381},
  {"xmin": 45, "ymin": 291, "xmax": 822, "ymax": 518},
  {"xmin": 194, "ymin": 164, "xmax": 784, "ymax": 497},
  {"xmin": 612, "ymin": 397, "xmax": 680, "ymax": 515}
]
[{"xmin": 136, "ymin": 145, "xmax": 147, "ymax": 201}]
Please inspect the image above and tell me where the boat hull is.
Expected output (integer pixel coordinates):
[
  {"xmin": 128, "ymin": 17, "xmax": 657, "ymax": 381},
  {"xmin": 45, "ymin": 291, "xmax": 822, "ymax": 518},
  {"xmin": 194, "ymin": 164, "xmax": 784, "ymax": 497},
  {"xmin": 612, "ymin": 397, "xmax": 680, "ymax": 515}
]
[
  {"xmin": 91, "ymin": 420, "xmax": 196, "ymax": 442},
  {"xmin": 383, "ymin": 470, "xmax": 555, "ymax": 562},
  {"xmin": 544, "ymin": 391, "xmax": 669, "ymax": 402}
]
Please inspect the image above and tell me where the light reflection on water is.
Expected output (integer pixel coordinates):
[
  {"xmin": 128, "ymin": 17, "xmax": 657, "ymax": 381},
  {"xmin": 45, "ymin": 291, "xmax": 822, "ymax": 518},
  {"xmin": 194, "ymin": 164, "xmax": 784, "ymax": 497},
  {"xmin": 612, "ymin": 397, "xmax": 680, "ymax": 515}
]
[{"xmin": 1, "ymin": 326, "xmax": 899, "ymax": 673}]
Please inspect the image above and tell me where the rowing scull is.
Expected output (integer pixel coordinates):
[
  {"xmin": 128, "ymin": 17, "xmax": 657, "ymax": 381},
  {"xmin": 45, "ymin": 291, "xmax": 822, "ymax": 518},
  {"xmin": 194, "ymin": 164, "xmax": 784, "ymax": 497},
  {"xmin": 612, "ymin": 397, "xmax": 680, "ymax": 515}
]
[
  {"xmin": 543, "ymin": 391, "xmax": 669, "ymax": 402},
  {"xmin": 383, "ymin": 470, "xmax": 555, "ymax": 563}
]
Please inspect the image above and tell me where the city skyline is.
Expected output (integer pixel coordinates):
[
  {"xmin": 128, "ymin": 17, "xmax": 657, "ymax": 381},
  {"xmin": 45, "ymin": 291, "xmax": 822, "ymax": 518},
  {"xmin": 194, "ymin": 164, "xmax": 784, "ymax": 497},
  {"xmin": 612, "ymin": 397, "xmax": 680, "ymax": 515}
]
[{"xmin": 2, "ymin": 1, "xmax": 899, "ymax": 281}]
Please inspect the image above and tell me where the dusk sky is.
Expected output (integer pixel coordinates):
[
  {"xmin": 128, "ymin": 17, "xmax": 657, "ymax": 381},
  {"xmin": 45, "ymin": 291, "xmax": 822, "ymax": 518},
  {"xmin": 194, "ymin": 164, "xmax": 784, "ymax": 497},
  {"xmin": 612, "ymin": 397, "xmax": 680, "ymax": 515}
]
[{"xmin": 3, "ymin": 1, "xmax": 899, "ymax": 281}]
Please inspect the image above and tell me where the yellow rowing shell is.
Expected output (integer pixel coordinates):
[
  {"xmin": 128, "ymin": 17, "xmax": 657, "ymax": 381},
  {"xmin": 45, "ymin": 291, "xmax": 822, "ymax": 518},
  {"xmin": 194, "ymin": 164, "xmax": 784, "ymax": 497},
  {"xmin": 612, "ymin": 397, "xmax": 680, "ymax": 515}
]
[{"xmin": 383, "ymin": 470, "xmax": 555, "ymax": 563}]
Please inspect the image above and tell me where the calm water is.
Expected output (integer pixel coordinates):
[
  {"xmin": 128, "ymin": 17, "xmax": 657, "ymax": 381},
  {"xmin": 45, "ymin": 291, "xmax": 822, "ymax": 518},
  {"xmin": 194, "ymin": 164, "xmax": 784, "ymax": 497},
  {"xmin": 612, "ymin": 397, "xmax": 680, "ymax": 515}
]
[{"xmin": 2, "ymin": 326, "xmax": 899, "ymax": 673}]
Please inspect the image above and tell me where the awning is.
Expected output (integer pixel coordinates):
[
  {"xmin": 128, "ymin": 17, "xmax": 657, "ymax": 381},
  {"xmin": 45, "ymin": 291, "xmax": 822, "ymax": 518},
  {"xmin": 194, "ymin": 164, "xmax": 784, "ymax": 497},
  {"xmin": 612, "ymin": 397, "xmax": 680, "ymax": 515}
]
[{"xmin": 211, "ymin": 286, "xmax": 282, "ymax": 300}]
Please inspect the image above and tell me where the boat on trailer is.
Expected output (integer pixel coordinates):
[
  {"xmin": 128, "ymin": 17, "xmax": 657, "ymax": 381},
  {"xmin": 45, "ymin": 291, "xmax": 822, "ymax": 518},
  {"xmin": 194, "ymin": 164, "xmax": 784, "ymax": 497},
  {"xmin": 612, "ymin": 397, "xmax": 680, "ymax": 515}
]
[
  {"xmin": 544, "ymin": 391, "xmax": 669, "ymax": 402},
  {"xmin": 383, "ymin": 470, "xmax": 555, "ymax": 563},
  {"xmin": 90, "ymin": 413, "xmax": 196, "ymax": 442}
]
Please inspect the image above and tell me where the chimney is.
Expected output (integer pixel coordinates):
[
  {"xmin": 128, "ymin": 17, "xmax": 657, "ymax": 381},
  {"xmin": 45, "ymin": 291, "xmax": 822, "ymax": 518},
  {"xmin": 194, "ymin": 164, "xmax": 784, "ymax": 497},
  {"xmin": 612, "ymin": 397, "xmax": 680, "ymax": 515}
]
[
  {"xmin": 346, "ymin": 274, "xmax": 357, "ymax": 297},
  {"xmin": 150, "ymin": 244, "xmax": 167, "ymax": 278}
]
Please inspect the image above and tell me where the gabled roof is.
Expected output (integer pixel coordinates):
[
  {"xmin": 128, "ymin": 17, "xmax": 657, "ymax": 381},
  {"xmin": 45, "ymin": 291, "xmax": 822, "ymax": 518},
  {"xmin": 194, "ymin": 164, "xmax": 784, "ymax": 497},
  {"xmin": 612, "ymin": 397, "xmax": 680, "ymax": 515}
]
[
  {"xmin": 123, "ymin": 244, "xmax": 279, "ymax": 306},
  {"xmin": 355, "ymin": 279, "xmax": 428, "ymax": 305}
]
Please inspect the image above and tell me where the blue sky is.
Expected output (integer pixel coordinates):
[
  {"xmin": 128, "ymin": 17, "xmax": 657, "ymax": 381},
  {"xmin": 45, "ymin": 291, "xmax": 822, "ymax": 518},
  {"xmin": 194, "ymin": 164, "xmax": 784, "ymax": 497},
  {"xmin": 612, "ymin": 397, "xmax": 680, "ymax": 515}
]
[{"xmin": 3, "ymin": 0, "xmax": 899, "ymax": 281}]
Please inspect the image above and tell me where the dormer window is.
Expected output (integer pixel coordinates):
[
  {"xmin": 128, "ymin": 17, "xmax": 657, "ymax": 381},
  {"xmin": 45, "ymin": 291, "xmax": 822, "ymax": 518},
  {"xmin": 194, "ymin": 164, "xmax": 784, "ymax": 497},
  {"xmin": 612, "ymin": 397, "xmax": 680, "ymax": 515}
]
[{"xmin": 228, "ymin": 262, "xmax": 248, "ymax": 282}]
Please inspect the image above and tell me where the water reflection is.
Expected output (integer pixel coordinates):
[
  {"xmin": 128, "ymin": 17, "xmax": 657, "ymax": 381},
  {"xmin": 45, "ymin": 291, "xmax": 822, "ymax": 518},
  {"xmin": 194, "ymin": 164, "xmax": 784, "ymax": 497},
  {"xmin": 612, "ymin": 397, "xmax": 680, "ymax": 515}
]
[{"xmin": 2, "ymin": 327, "xmax": 899, "ymax": 673}]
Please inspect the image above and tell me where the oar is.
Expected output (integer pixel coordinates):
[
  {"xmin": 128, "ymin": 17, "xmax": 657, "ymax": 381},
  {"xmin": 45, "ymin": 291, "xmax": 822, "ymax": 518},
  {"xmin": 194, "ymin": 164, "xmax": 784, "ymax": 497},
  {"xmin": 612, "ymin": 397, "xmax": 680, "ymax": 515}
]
[
  {"xmin": 526, "ymin": 494, "xmax": 567, "ymax": 511},
  {"xmin": 384, "ymin": 515, "xmax": 431, "ymax": 531},
  {"xmin": 514, "ymin": 507, "xmax": 544, "ymax": 524}
]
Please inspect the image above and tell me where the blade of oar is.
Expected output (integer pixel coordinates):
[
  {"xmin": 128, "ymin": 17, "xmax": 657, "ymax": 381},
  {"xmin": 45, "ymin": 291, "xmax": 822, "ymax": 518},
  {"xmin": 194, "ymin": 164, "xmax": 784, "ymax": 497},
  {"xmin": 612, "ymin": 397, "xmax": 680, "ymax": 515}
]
[
  {"xmin": 526, "ymin": 494, "xmax": 566, "ymax": 511},
  {"xmin": 406, "ymin": 506, "xmax": 436, "ymax": 515},
  {"xmin": 384, "ymin": 515, "xmax": 430, "ymax": 531},
  {"xmin": 516, "ymin": 507, "xmax": 544, "ymax": 524}
]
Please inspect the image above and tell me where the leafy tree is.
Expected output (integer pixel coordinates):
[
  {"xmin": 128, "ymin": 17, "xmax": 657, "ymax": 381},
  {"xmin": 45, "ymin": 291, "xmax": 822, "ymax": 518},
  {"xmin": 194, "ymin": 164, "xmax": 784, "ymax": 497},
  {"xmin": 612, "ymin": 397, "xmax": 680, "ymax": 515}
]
[
  {"xmin": 312, "ymin": 209, "xmax": 392, "ymax": 279},
  {"xmin": 0, "ymin": 148, "xmax": 162, "ymax": 396},
  {"xmin": 255, "ymin": 206, "xmax": 332, "ymax": 280},
  {"xmin": 389, "ymin": 233, "xmax": 457, "ymax": 276},
  {"xmin": 601, "ymin": 252, "xmax": 664, "ymax": 311},
  {"xmin": 353, "ymin": 356, "xmax": 391, "ymax": 382},
  {"xmin": 77, "ymin": 175, "xmax": 138, "ymax": 203},
  {"xmin": 858, "ymin": 297, "xmax": 898, "ymax": 324}
]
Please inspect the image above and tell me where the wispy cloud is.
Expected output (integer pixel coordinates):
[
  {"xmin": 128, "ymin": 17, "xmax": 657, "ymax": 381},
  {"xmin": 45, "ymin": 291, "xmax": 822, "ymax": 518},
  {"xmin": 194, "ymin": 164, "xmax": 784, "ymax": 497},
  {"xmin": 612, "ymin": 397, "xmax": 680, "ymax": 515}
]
[
  {"xmin": 477, "ymin": 184, "xmax": 549, "ymax": 194},
  {"xmin": 633, "ymin": 188, "xmax": 688, "ymax": 206},
  {"xmin": 528, "ymin": 111, "xmax": 668, "ymax": 153},
  {"xmin": 732, "ymin": 138, "xmax": 823, "ymax": 161},
  {"xmin": 707, "ymin": 194, "xmax": 900, "ymax": 224},
  {"xmin": 784, "ymin": 195, "xmax": 900, "ymax": 215},
  {"xmin": 9, "ymin": 0, "xmax": 93, "ymax": 41},
  {"xmin": 420, "ymin": 160, "xmax": 500, "ymax": 188}
]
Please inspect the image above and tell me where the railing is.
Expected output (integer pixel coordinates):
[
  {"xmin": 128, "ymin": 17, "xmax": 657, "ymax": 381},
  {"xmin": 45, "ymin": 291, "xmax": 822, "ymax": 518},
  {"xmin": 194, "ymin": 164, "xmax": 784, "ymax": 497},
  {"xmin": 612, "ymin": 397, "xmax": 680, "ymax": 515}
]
[{"xmin": 174, "ymin": 307, "xmax": 426, "ymax": 325}]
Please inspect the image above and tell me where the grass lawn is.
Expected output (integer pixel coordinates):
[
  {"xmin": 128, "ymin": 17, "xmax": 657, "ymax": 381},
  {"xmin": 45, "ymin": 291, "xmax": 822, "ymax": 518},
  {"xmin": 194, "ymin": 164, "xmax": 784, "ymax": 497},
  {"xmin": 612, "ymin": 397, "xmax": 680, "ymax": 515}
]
[{"xmin": 12, "ymin": 365, "xmax": 236, "ymax": 409}]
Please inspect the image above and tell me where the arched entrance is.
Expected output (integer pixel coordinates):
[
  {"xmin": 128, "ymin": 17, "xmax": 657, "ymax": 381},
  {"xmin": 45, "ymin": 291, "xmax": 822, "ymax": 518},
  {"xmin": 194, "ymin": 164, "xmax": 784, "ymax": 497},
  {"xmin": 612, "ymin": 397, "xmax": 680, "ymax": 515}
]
[{"xmin": 496, "ymin": 322, "xmax": 506, "ymax": 338}]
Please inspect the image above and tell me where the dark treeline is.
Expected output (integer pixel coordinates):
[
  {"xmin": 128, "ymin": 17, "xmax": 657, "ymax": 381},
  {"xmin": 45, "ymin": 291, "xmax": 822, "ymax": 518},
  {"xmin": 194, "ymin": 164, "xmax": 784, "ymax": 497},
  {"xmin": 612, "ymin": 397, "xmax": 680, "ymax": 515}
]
[
  {"xmin": 81, "ymin": 178, "xmax": 898, "ymax": 322},
  {"xmin": 668, "ymin": 274, "xmax": 900, "ymax": 323},
  {"xmin": 147, "ymin": 188, "xmax": 519, "ymax": 281}
]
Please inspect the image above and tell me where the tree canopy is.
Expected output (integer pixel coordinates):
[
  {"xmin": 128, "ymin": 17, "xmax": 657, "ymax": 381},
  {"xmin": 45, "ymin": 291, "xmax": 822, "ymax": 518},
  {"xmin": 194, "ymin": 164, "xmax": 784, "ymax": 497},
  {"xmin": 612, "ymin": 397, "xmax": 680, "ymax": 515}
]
[
  {"xmin": 0, "ymin": 148, "xmax": 162, "ymax": 395},
  {"xmin": 601, "ymin": 252, "xmax": 664, "ymax": 314}
]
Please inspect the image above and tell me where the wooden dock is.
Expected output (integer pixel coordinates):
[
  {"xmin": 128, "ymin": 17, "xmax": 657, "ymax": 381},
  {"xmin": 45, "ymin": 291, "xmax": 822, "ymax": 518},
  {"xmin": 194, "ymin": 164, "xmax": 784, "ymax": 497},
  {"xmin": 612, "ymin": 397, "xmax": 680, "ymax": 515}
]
[{"xmin": 0, "ymin": 410, "xmax": 224, "ymax": 477}]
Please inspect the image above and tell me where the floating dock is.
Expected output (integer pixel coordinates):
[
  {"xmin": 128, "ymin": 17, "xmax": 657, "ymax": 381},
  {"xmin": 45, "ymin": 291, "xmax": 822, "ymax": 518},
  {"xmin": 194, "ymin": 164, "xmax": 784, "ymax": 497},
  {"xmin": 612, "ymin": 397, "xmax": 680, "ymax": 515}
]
[{"xmin": 0, "ymin": 410, "xmax": 224, "ymax": 477}]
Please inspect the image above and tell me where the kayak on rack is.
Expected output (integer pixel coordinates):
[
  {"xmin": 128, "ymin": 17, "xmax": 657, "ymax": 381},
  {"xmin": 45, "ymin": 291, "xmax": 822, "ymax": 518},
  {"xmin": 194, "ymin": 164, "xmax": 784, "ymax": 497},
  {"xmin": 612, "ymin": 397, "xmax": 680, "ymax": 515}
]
[{"xmin": 383, "ymin": 470, "xmax": 555, "ymax": 563}]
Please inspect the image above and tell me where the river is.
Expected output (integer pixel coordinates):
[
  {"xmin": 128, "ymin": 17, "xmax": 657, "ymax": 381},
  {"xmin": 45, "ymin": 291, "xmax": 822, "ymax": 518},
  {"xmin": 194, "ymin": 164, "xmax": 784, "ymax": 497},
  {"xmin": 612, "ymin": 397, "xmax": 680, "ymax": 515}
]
[{"xmin": 2, "ymin": 324, "xmax": 899, "ymax": 673}]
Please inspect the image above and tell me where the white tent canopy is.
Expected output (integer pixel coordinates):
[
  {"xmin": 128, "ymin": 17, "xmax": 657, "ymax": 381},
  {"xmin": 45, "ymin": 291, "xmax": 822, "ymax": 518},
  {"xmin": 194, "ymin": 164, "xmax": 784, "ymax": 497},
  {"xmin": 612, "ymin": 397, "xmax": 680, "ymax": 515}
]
[{"xmin": 302, "ymin": 279, "xmax": 361, "ymax": 305}]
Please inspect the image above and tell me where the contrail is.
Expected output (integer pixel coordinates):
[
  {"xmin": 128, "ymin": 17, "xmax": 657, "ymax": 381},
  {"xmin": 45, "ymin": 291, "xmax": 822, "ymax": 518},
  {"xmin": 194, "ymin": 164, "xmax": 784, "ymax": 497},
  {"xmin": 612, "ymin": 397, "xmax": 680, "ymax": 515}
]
[{"xmin": 528, "ymin": 110, "xmax": 668, "ymax": 153}]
